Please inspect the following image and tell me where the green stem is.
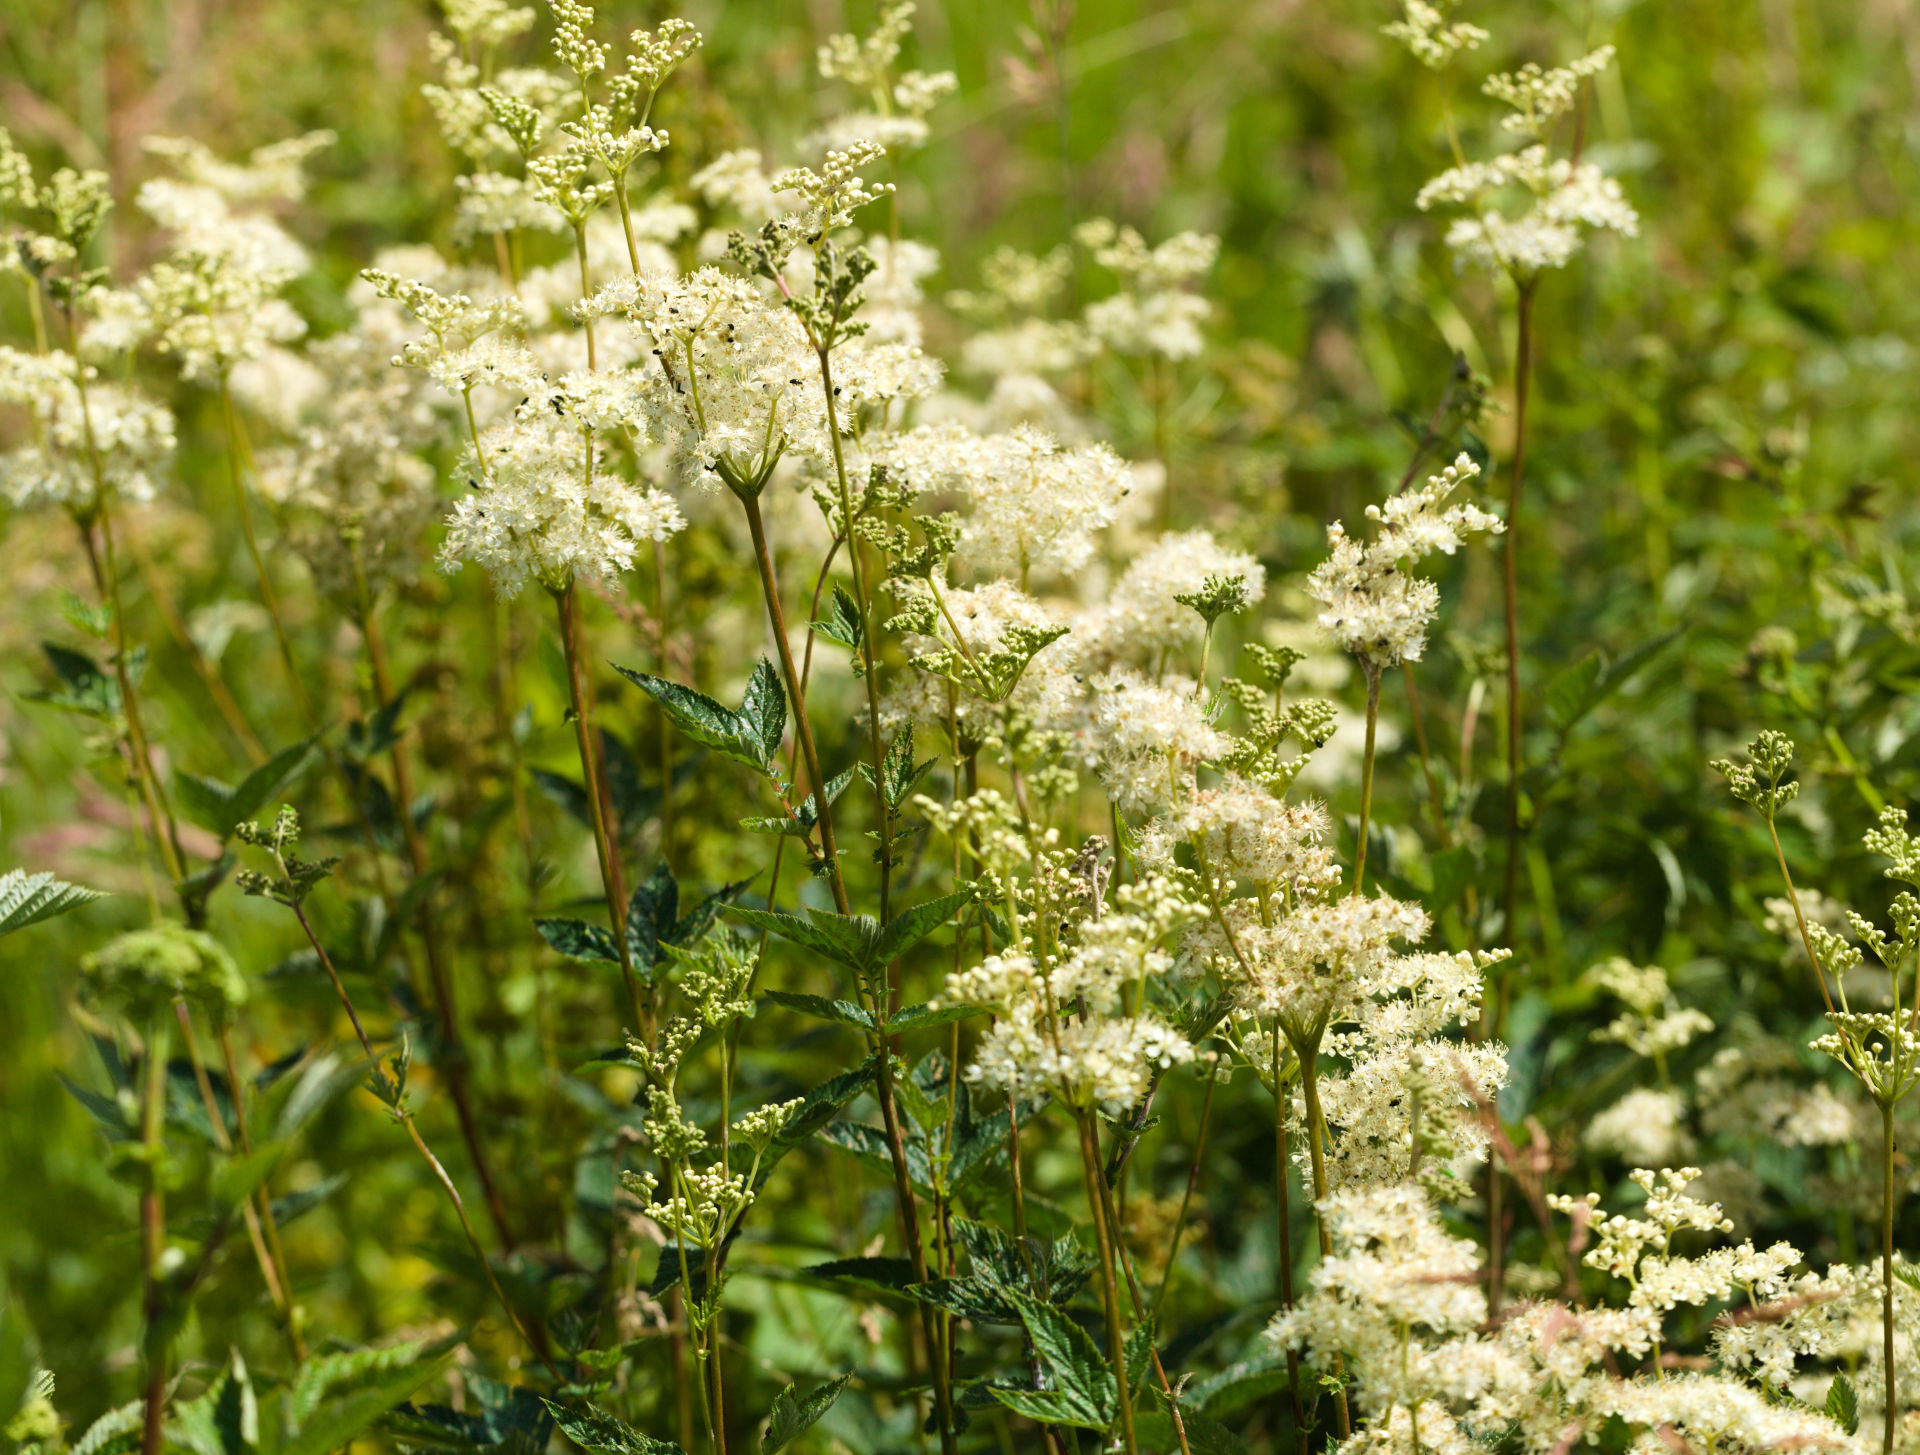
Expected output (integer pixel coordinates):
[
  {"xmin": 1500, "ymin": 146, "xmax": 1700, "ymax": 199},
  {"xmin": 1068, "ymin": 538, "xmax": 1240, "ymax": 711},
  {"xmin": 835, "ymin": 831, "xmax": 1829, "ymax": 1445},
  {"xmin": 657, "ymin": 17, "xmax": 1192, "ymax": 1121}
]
[
  {"xmin": 815, "ymin": 348, "xmax": 893, "ymax": 925},
  {"xmin": 1297, "ymin": 1050, "xmax": 1351, "ymax": 1440},
  {"xmin": 1499, "ymin": 280, "xmax": 1538, "ymax": 968},
  {"xmin": 1885, "ymin": 1099, "xmax": 1898, "ymax": 1455},
  {"xmin": 1074, "ymin": 1108, "xmax": 1139, "ymax": 1455},
  {"xmin": 1354, "ymin": 661, "xmax": 1382, "ymax": 892},
  {"xmin": 291, "ymin": 899, "xmax": 560, "ymax": 1380},
  {"xmin": 555, "ymin": 583, "xmax": 647, "ymax": 1030},
  {"xmin": 139, "ymin": 1016, "xmax": 170, "ymax": 1455},
  {"xmin": 1270, "ymin": 1027, "xmax": 1308, "ymax": 1453}
]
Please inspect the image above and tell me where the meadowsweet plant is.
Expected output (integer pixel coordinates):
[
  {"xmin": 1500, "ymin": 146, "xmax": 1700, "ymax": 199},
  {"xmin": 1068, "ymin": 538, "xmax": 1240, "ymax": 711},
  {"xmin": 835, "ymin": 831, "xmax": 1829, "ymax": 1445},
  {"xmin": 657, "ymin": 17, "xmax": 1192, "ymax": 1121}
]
[
  {"xmin": 5, "ymin": 5, "xmax": 1918, "ymax": 1455},
  {"xmin": 1388, "ymin": 0, "xmax": 1639, "ymax": 969}
]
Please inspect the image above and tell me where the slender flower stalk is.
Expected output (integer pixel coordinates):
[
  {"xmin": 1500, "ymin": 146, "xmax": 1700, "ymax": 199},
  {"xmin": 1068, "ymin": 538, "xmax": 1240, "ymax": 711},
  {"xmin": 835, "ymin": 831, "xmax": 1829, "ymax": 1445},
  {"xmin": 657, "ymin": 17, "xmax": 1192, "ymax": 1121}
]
[
  {"xmin": 555, "ymin": 581, "xmax": 648, "ymax": 1030},
  {"xmin": 238, "ymin": 816, "xmax": 560, "ymax": 1381},
  {"xmin": 355, "ymin": 576, "xmax": 517, "ymax": 1248},
  {"xmin": 1073, "ymin": 1107, "xmax": 1140, "ymax": 1455},
  {"xmin": 1266, "ymin": 1027, "xmax": 1309, "ymax": 1453},
  {"xmin": 218, "ymin": 1026, "xmax": 305, "ymax": 1361},
  {"xmin": 1499, "ymin": 280, "xmax": 1539, "ymax": 967},
  {"xmin": 173, "ymin": 1001, "xmax": 301, "ymax": 1358},
  {"xmin": 138, "ymin": 1014, "xmax": 169, "ymax": 1455},
  {"xmin": 1354, "ymin": 662, "xmax": 1383, "ymax": 891},
  {"xmin": 734, "ymin": 482, "xmax": 958, "ymax": 1455}
]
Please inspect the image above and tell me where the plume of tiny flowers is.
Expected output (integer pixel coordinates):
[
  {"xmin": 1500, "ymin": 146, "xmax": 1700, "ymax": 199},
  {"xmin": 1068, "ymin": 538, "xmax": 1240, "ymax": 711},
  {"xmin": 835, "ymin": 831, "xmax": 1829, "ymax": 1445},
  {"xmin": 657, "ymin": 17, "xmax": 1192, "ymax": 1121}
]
[
  {"xmin": 617, "ymin": 267, "xmax": 828, "ymax": 494},
  {"xmin": 1383, "ymin": 1, "xmax": 1487, "ymax": 68},
  {"xmin": 1079, "ymin": 529, "xmax": 1268, "ymax": 665},
  {"xmin": 1268, "ymin": 1182, "xmax": 1490, "ymax": 1422},
  {"xmin": 440, "ymin": 394, "xmax": 684, "ymax": 598},
  {"xmin": 883, "ymin": 421, "xmax": 1131, "ymax": 581},
  {"xmin": 0, "ymin": 346, "xmax": 174, "ymax": 512},
  {"xmin": 810, "ymin": 2, "xmax": 956, "ymax": 153},
  {"xmin": 1308, "ymin": 453, "xmax": 1502, "ymax": 669},
  {"xmin": 136, "ymin": 135, "xmax": 330, "ymax": 382},
  {"xmin": 1075, "ymin": 217, "xmax": 1218, "ymax": 363},
  {"xmin": 937, "ymin": 870, "xmax": 1198, "ymax": 1117},
  {"xmin": 1408, "ymin": 38, "xmax": 1638, "ymax": 280}
]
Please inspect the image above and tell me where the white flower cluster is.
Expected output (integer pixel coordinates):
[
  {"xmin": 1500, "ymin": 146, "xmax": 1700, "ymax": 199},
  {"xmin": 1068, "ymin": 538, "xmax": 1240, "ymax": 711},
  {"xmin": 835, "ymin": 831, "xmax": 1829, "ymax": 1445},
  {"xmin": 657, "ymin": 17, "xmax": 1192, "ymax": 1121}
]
[
  {"xmin": 883, "ymin": 422, "xmax": 1131, "ymax": 580},
  {"xmin": 442, "ymin": 405, "xmax": 684, "ymax": 597},
  {"xmin": 1076, "ymin": 217, "xmax": 1218, "ymax": 362},
  {"xmin": 0, "ymin": 347, "xmax": 175, "ymax": 511},
  {"xmin": 939, "ymin": 873, "xmax": 1198, "ymax": 1117},
  {"xmin": 1307, "ymin": 453, "xmax": 1503, "ymax": 669},
  {"xmin": 1382, "ymin": 1, "xmax": 1487, "ymax": 68},
  {"xmin": 136, "ymin": 134, "xmax": 330, "ymax": 381},
  {"xmin": 1400, "ymin": 25, "xmax": 1640, "ymax": 280}
]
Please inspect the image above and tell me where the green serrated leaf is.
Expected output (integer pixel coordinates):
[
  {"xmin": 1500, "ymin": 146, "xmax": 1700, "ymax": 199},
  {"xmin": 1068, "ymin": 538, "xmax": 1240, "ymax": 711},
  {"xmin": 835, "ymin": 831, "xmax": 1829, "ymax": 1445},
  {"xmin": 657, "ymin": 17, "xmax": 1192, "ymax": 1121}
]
[
  {"xmin": 34, "ymin": 642, "xmax": 119, "ymax": 718},
  {"xmin": 739, "ymin": 658, "xmax": 788, "ymax": 768},
  {"xmin": 1136, "ymin": 1408, "xmax": 1247, "ymax": 1455},
  {"xmin": 1187, "ymin": 1350, "xmax": 1293, "ymax": 1416},
  {"xmin": 873, "ymin": 890, "xmax": 971, "ymax": 967},
  {"xmin": 70, "ymin": 1399, "xmax": 145, "ymax": 1455},
  {"xmin": 1543, "ymin": 652, "xmax": 1606, "ymax": 733},
  {"xmin": 751, "ymin": 1057, "xmax": 878, "ymax": 1190},
  {"xmin": 221, "ymin": 738, "xmax": 320, "ymax": 837},
  {"xmin": 1826, "ymin": 1373, "xmax": 1860, "ymax": 1435},
  {"xmin": 381, "ymin": 1379, "xmax": 554, "ymax": 1455},
  {"xmin": 811, "ymin": 585, "xmax": 864, "ymax": 650},
  {"xmin": 267, "ymin": 1173, "xmax": 350, "ymax": 1229},
  {"xmin": 169, "ymin": 1349, "xmax": 258, "ymax": 1455},
  {"xmin": 544, "ymin": 1400, "xmax": 687, "ymax": 1455},
  {"xmin": 283, "ymin": 1336, "xmax": 458, "ymax": 1455},
  {"xmin": 0, "ymin": 868, "xmax": 106, "ymax": 938},
  {"xmin": 617, "ymin": 665, "xmax": 783, "ymax": 774},
  {"xmin": 759, "ymin": 989, "xmax": 876, "ymax": 1031},
  {"xmin": 888, "ymin": 1000, "xmax": 984, "ymax": 1035},
  {"xmin": 726, "ymin": 905, "xmax": 882, "ymax": 977},
  {"xmin": 537, "ymin": 917, "xmax": 621, "ymax": 964},
  {"xmin": 995, "ymin": 1289, "xmax": 1117, "ymax": 1431},
  {"xmin": 762, "ymin": 1374, "xmax": 850, "ymax": 1454},
  {"xmin": 530, "ymin": 768, "xmax": 594, "ymax": 829},
  {"xmin": 805, "ymin": 1256, "xmax": 922, "ymax": 1300}
]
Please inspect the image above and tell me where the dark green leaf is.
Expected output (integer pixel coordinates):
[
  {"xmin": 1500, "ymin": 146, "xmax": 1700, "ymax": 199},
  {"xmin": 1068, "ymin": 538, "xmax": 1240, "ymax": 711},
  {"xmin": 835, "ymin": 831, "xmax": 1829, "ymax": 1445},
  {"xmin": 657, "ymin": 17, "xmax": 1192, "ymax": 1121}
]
[
  {"xmin": 267, "ymin": 1173, "xmax": 349, "ymax": 1229},
  {"xmin": 888, "ymin": 1000, "xmax": 985, "ymax": 1035},
  {"xmin": 759, "ymin": 989, "xmax": 875, "ymax": 1031},
  {"xmin": 739, "ymin": 658, "xmax": 788, "ymax": 769},
  {"xmin": 1188, "ymin": 1350, "xmax": 1293, "ymax": 1416},
  {"xmin": 169, "ymin": 1350, "xmax": 258, "ymax": 1455},
  {"xmin": 211, "ymin": 1141, "xmax": 287, "ymax": 1209},
  {"xmin": 873, "ymin": 890, "xmax": 971, "ymax": 967},
  {"xmin": 1543, "ymin": 652, "xmax": 1606, "ymax": 733},
  {"xmin": 762, "ymin": 1374, "xmax": 850, "ymax": 1454},
  {"xmin": 383, "ymin": 1377, "xmax": 554, "ymax": 1455},
  {"xmin": 617, "ymin": 665, "xmax": 783, "ymax": 774},
  {"xmin": 221, "ymin": 738, "xmax": 320, "ymax": 837},
  {"xmin": 1136, "ymin": 1409, "xmax": 1247, "ymax": 1455},
  {"xmin": 811, "ymin": 585, "xmax": 864, "ymax": 650},
  {"xmin": 530, "ymin": 768, "xmax": 594, "ymax": 829},
  {"xmin": 537, "ymin": 917, "xmax": 621, "ymax": 964},
  {"xmin": 726, "ymin": 905, "xmax": 881, "ymax": 976},
  {"xmin": 805, "ymin": 1256, "xmax": 922, "ymax": 1299},
  {"xmin": 995, "ymin": 1289, "xmax": 1117, "ymax": 1432},
  {"xmin": 283, "ymin": 1336, "xmax": 459, "ymax": 1455},
  {"xmin": 545, "ymin": 1400, "xmax": 687, "ymax": 1455}
]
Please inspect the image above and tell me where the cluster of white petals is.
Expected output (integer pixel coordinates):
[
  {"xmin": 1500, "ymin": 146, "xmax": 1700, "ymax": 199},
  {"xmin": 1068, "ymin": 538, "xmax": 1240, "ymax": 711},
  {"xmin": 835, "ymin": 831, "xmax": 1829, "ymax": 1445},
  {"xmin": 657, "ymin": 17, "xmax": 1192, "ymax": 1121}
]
[
  {"xmin": 1308, "ymin": 454, "xmax": 1502, "ymax": 668},
  {"xmin": 0, "ymin": 347, "xmax": 174, "ymax": 510}
]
